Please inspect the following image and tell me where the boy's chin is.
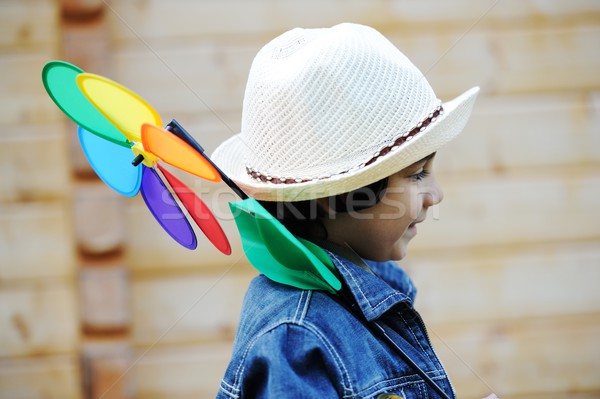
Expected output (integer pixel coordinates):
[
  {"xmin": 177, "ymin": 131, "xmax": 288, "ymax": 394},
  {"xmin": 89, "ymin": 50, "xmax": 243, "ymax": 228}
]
[{"xmin": 390, "ymin": 241, "xmax": 409, "ymax": 261}]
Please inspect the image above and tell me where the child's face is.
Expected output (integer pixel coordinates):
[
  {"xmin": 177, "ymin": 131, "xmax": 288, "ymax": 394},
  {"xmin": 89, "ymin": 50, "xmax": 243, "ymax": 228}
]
[{"xmin": 323, "ymin": 155, "xmax": 443, "ymax": 261}]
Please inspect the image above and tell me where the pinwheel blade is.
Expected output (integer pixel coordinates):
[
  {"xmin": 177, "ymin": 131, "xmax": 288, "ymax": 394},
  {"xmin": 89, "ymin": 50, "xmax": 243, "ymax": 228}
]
[
  {"xmin": 140, "ymin": 166, "xmax": 197, "ymax": 250},
  {"xmin": 77, "ymin": 73, "xmax": 162, "ymax": 143},
  {"xmin": 78, "ymin": 126, "xmax": 142, "ymax": 196},
  {"xmin": 229, "ymin": 198, "xmax": 341, "ymax": 292},
  {"xmin": 157, "ymin": 164, "xmax": 231, "ymax": 255},
  {"xmin": 42, "ymin": 61, "xmax": 128, "ymax": 147},
  {"xmin": 143, "ymin": 124, "xmax": 221, "ymax": 182}
]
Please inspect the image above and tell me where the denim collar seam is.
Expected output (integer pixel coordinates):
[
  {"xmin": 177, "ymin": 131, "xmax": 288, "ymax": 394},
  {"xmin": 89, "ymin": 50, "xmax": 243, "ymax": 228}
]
[
  {"xmin": 330, "ymin": 252, "xmax": 410, "ymax": 315},
  {"xmin": 398, "ymin": 311, "xmax": 437, "ymax": 365},
  {"xmin": 332, "ymin": 254, "xmax": 372, "ymax": 303}
]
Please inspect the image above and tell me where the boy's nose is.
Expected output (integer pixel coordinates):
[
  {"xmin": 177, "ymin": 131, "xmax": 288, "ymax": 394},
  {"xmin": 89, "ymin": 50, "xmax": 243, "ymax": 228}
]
[{"xmin": 422, "ymin": 178, "xmax": 443, "ymax": 208}]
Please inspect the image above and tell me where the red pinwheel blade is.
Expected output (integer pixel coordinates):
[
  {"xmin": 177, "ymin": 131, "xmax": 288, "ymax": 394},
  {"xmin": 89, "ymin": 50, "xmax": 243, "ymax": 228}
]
[
  {"xmin": 157, "ymin": 164, "xmax": 231, "ymax": 255},
  {"xmin": 140, "ymin": 166, "xmax": 197, "ymax": 250}
]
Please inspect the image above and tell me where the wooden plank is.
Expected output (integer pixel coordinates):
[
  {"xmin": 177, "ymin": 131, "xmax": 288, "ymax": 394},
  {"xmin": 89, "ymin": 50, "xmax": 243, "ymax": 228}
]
[
  {"xmin": 0, "ymin": 354, "xmax": 81, "ymax": 399},
  {"xmin": 0, "ymin": 52, "xmax": 65, "ymax": 126},
  {"xmin": 107, "ymin": 3, "xmax": 599, "ymax": 97},
  {"xmin": 0, "ymin": 202, "xmax": 76, "ymax": 281},
  {"xmin": 130, "ymin": 342, "xmax": 232, "ymax": 399},
  {"xmin": 430, "ymin": 313, "xmax": 600, "ymax": 398},
  {"xmin": 86, "ymin": 355, "xmax": 131, "ymax": 399},
  {"xmin": 389, "ymin": 30, "xmax": 493, "ymax": 100},
  {"xmin": 81, "ymin": 340, "xmax": 133, "ymax": 399},
  {"xmin": 130, "ymin": 271, "xmax": 254, "ymax": 346},
  {"xmin": 60, "ymin": 0, "xmax": 105, "ymax": 20},
  {"xmin": 106, "ymin": 0, "xmax": 600, "ymax": 41},
  {"xmin": 0, "ymin": 281, "xmax": 79, "ymax": 357},
  {"xmin": 0, "ymin": 0, "xmax": 59, "ymax": 51},
  {"xmin": 489, "ymin": 25, "xmax": 600, "ymax": 94},
  {"xmin": 110, "ymin": 42, "xmax": 254, "ymax": 115},
  {"xmin": 79, "ymin": 264, "xmax": 130, "ymax": 332},
  {"xmin": 0, "ymin": 124, "xmax": 71, "ymax": 203},
  {"xmin": 434, "ymin": 93, "xmax": 600, "ymax": 175},
  {"xmin": 74, "ymin": 182, "xmax": 126, "ymax": 255},
  {"xmin": 62, "ymin": 15, "xmax": 111, "ymax": 78},
  {"xmin": 406, "ymin": 240, "xmax": 600, "ymax": 324},
  {"xmin": 392, "ymin": 24, "xmax": 600, "ymax": 98},
  {"xmin": 411, "ymin": 168, "xmax": 600, "ymax": 250}
]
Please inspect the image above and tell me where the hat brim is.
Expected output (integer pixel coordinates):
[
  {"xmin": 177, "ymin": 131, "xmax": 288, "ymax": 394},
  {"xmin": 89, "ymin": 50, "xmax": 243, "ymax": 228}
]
[{"xmin": 212, "ymin": 86, "xmax": 480, "ymax": 202}]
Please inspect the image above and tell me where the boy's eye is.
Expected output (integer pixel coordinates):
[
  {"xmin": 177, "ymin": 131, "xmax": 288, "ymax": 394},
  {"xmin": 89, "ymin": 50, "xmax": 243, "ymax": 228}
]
[{"xmin": 409, "ymin": 170, "xmax": 430, "ymax": 181}]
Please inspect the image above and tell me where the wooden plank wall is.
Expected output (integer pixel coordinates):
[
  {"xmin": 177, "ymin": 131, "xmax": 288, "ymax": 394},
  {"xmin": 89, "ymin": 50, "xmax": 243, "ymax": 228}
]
[
  {"xmin": 0, "ymin": 0, "xmax": 81, "ymax": 398},
  {"xmin": 1, "ymin": 1, "xmax": 599, "ymax": 398}
]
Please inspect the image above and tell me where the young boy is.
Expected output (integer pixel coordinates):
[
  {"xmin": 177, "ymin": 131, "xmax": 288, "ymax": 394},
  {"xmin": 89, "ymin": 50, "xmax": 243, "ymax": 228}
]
[{"xmin": 212, "ymin": 23, "xmax": 488, "ymax": 399}]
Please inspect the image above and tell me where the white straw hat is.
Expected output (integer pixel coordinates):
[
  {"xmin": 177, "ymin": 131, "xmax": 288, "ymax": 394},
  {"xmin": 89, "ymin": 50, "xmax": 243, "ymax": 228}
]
[{"xmin": 212, "ymin": 23, "xmax": 479, "ymax": 201}]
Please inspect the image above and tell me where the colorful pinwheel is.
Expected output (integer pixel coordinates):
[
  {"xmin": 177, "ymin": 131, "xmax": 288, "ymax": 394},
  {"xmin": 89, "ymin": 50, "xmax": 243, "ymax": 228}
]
[
  {"xmin": 42, "ymin": 60, "xmax": 341, "ymax": 293},
  {"xmin": 41, "ymin": 60, "xmax": 232, "ymax": 254}
]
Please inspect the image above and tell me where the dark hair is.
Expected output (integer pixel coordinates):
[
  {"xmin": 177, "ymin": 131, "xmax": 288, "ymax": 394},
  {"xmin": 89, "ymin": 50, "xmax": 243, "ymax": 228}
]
[{"xmin": 258, "ymin": 176, "xmax": 389, "ymax": 239}]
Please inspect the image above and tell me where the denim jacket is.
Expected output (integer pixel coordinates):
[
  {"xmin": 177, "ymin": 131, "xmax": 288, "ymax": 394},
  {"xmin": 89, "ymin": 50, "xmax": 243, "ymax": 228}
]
[{"xmin": 217, "ymin": 250, "xmax": 455, "ymax": 399}]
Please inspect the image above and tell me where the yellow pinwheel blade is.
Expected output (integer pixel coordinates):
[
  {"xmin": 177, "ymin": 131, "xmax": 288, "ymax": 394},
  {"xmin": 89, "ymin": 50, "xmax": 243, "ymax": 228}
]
[
  {"xmin": 76, "ymin": 73, "xmax": 161, "ymax": 142},
  {"xmin": 141, "ymin": 123, "xmax": 221, "ymax": 182}
]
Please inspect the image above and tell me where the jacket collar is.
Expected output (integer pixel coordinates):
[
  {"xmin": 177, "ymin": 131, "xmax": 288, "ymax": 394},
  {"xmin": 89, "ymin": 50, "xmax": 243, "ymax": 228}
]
[{"xmin": 326, "ymin": 250, "xmax": 417, "ymax": 322}]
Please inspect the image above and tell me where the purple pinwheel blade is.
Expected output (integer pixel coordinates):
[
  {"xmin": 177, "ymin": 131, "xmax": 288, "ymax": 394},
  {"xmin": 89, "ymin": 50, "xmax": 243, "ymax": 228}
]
[{"xmin": 140, "ymin": 166, "xmax": 197, "ymax": 250}]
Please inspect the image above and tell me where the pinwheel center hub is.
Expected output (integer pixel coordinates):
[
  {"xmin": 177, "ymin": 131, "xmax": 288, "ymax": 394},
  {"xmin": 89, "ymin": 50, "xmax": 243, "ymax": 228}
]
[{"xmin": 131, "ymin": 142, "xmax": 157, "ymax": 167}]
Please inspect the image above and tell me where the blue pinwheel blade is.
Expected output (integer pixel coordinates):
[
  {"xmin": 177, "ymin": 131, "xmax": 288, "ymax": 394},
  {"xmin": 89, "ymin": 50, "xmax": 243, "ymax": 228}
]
[
  {"xmin": 78, "ymin": 126, "xmax": 142, "ymax": 197},
  {"xmin": 140, "ymin": 166, "xmax": 197, "ymax": 250}
]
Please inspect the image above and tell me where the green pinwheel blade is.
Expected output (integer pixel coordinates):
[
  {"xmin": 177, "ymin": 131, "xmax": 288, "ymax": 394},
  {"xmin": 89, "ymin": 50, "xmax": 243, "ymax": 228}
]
[
  {"xmin": 42, "ymin": 60, "xmax": 129, "ymax": 147},
  {"xmin": 230, "ymin": 198, "xmax": 341, "ymax": 293}
]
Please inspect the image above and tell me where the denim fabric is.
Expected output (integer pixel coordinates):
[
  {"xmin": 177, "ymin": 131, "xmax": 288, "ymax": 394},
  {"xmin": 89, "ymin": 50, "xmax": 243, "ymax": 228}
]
[{"xmin": 217, "ymin": 251, "xmax": 455, "ymax": 399}]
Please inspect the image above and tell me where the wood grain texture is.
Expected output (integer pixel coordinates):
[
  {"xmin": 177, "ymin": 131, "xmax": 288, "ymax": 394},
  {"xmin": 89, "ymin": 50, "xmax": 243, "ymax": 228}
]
[
  {"xmin": 434, "ymin": 93, "xmax": 600, "ymax": 175},
  {"xmin": 0, "ymin": 354, "xmax": 81, "ymax": 399},
  {"xmin": 74, "ymin": 182, "xmax": 126, "ymax": 255},
  {"xmin": 406, "ymin": 241, "xmax": 600, "ymax": 323},
  {"xmin": 130, "ymin": 342, "xmax": 232, "ymax": 399},
  {"xmin": 81, "ymin": 340, "xmax": 133, "ymax": 399},
  {"xmin": 430, "ymin": 313, "xmax": 600, "ymax": 398},
  {"xmin": 0, "ymin": 124, "xmax": 71, "ymax": 203},
  {"xmin": 0, "ymin": 0, "xmax": 59, "ymax": 51},
  {"xmin": 80, "ymin": 265, "xmax": 130, "ymax": 332},
  {"xmin": 0, "ymin": 281, "xmax": 79, "ymax": 357},
  {"xmin": 130, "ymin": 271, "xmax": 254, "ymax": 346},
  {"xmin": 411, "ymin": 168, "xmax": 600, "ymax": 250},
  {"xmin": 0, "ymin": 202, "xmax": 75, "ymax": 281},
  {"xmin": 106, "ymin": 0, "xmax": 600, "ymax": 40}
]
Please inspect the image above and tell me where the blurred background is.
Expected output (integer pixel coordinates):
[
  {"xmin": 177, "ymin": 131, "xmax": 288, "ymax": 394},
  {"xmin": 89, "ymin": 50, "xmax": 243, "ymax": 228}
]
[{"xmin": 1, "ymin": 1, "xmax": 599, "ymax": 398}]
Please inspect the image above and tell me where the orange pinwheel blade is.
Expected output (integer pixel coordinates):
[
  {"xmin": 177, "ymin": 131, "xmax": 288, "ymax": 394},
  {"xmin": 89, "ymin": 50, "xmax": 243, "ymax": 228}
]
[
  {"xmin": 141, "ymin": 123, "xmax": 221, "ymax": 182},
  {"xmin": 76, "ymin": 73, "xmax": 162, "ymax": 142}
]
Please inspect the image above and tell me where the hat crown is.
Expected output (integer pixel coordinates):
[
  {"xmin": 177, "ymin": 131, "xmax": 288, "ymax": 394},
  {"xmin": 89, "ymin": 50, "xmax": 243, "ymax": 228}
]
[{"xmin": 241, "ymin": 23, "xmax": 439, "ymax": 180}]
